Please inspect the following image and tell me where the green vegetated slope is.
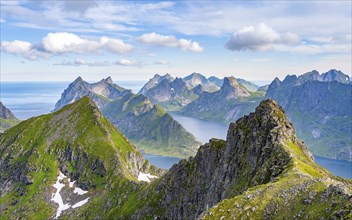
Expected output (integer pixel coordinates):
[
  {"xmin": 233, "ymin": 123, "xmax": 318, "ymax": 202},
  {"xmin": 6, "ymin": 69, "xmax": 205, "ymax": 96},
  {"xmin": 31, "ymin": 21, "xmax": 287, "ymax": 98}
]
[
  {"xmin": 54, "ymin": 77, "xmax": 201, "ymax": 158},
  {"xmin": 102, "ymin": 93, "xmax": 201, "ymax": 158},
  {"xmin": 1, "ymin": 98, "xmax": 350, "ymax": 219},
  {"xmin": 0, "ymin": 97, "xmax": 162, "ymax": 219}
]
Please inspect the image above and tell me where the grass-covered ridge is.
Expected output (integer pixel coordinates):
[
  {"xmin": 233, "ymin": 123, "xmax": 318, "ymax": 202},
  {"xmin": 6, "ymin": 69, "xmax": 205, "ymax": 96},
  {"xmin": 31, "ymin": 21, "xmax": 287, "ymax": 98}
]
[{"xmin": 0, "ymin": 97, "xmax": 162, "ymax": 219}]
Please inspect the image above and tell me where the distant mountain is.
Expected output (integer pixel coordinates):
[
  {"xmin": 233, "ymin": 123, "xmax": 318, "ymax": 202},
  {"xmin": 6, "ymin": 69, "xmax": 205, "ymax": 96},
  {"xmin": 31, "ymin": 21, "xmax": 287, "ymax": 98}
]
[
  {"xmin": 208, "ymin": 76, "xmax": 223, "ymax": 87},
  {"xmin": 2, "ymin": 98, "xmax": 350, "ymax": 219},
  {"xmin": 266, "ymin": 69, "xmax": 352, "ymax": 160},
  {"xmin": 139, "ymin": 75, "xmax": 200, "ymax": 111},
  {"xmin": 0, "ymin": 101, "xmax": 20, "ymax": 133},
  {"xmin": 138, "ymin": 73, "xmax": 174, "ymax": 96},
  {"xmin": 236, "ymin": 78, "xmax": 260, "ymax": 92},
  {"xmin": 183, "ymin": 72, "xmax": 220, "ymax": 92},
  {"xmin": 0, "ymin": 97, "xmax": 163, "ymax": 219},
  {"xmin": 139, "ymin": 73, "xmax": 260, "ymax": 111},
  {"xmin": 54, "ymin": 77, "xmax": 201, "ymax": 158},
  {"xmin": 179, "ymin": 77, "xmax": 264, "ymax": 122},
  {"xmin": 54, "ymin": 76, "xmax": 130, "ymax": 111}
]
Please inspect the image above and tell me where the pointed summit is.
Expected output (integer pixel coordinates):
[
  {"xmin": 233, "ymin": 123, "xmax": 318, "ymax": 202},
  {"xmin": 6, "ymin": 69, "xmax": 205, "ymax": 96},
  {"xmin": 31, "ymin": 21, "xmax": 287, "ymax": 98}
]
[
  {"xmin": 104, "ymin": 76, "xmax": 113, "ymax": 84},
  {"xmin": 220, "ymin": 77, "xmax": 251, "ymax": 99},
  {"xmin": 73, "ymin": 76, "xmax": 84, "ymax": 84},
  {"xmin": 0, "ymin": 101, "xmax": 17, "ymax": 120}
]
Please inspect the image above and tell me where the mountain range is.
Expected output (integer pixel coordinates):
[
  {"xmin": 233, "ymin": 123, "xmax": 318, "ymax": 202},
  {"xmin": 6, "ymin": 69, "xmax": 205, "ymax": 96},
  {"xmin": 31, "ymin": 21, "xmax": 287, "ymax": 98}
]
[
  {"xmin": 266, "ymin": 69, "xmax": 352, "ymax": 160},
  {"xmin": 179, "ymin": 76, "xmax": 264, "ymax": 122},
  {"xmin": 173, "ymin": 69, "xmax": 351, "ymax": 161},
  {"xmin": 1, "ymin": 97, "xmax": 350, "ymax": 219},
  {"xmin": 138, "ymin": 72, "xmax": 261, "ymax": 111},
  {"xmin": 0, "ymin": 101, "xmax": 20, "ymax": 133},
  {"xmin": 54, "ymin": 77, "xmax": 201, "ymax": 158}
]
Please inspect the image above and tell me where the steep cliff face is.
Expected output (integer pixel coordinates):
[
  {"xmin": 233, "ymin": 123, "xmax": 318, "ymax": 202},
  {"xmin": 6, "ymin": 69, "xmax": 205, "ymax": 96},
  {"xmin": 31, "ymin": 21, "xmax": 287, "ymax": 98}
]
[
  {"xmin": 0, "ymin": 97, "xmax": 162, "ymax": 219},
  {"xmin": 266, "ymin": 70, "xmax": 352, "ymax": 160},
  {"xmin": 53, "ymin": 77, "xmax": 201, "ymax": 158},
  {"xmin": 0, "ymin": 101, "xmax": 20, "ymax": 133},
  {"xmin": 179, "ymin": 77, "xmax": 262, "ymax": 122},
  {"xmin": 127, "ymin": 99, "xmax": 351, "ymax": 219}
]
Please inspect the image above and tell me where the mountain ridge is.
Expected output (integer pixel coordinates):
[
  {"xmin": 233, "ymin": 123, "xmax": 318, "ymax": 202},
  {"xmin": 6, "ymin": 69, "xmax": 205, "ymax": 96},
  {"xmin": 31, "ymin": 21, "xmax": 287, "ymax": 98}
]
[{"xmin": 54, "ymin": 77, "xmax": 201, "ymax": 158}]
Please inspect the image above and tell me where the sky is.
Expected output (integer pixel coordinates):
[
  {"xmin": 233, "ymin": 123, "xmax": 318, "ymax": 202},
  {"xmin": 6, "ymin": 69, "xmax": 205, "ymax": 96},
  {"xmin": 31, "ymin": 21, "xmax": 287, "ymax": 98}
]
[{"xmin": 0, "ymin": 0, "xmax": 351, "ymax": 82}]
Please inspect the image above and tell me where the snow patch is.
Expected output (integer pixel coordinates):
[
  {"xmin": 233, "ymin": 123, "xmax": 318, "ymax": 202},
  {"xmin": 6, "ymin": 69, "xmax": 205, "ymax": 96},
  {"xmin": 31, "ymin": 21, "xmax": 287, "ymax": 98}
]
[
  {"xmin": 68, "ymin": 178, "xmax": 75, "ymax": 188},
  {"xmin": 72, "ymin": 197, "xmax": 90, "ymax": 208},
  {"xmin": 74, "ymin": 187, "xmax": 88, "ymax": 195},
  {"xmin": 51, "ymin": 172, "xmax": 90, "ymax": 219},
  {"xmin": 51, "ymin": 172, "xmax": 70, "ymax": 219},
  {"xmin": 137, "ymin": 172, "xmax": 157, "ymax": 182}
]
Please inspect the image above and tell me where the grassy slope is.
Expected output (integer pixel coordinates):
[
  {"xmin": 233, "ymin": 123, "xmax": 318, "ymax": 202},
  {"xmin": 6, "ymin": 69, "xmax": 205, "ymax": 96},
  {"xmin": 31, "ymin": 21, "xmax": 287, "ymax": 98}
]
[
  {"xmin": 0, "ymin": 97, "xmax": 157, "ymax": 219},
  {"xmin": 0, "ymin": 118, "xmax": 21, "ymax": 133}
]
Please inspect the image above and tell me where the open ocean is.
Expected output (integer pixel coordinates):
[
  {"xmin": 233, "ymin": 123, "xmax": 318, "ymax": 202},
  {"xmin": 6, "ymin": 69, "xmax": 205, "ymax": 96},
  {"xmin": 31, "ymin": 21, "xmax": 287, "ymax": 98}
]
[{"xmin": 0, "ymin": 81, "xmax": 351, "ymax": 178}]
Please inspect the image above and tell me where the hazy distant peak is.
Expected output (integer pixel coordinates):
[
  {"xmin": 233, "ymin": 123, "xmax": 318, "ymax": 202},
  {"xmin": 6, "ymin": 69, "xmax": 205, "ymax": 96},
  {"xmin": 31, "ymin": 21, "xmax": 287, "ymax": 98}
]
[{"xmin": 104, "ymin": 76, "xmax": 113, "ymax": 84}]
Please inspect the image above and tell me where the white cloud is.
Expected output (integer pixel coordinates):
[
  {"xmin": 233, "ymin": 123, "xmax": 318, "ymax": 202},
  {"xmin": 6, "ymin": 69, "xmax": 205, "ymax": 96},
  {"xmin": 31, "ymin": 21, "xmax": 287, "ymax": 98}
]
[
  {"xmin": 138, "ymin": 32, "xmax": 203, "ymax": 52},
  {"xmin": 154, "ymin": 60, "xmax": 169, "ymax": 65},
  {"xmin": 1, "ymin": 32, "xmax": 133, "ymax": 60},
  {"xmin": 115, "ymin": 59, "xmax": 143, "ymax": 68},
  {"xmin": 43, "ymin": 32, "xmax": 132, "ymax": 54},
  {"xmin": 1, "ymin": 40, "xmax": 50, "ymax": 60},
  {"xmin": 43, "ymin": 32, "xmax": 100, "ymax": 53},
  {"xmin": 225, "ymin": 23, "xmax": 299, "ymax": 51},
  {"xmin": 54, "ymin": 59, "xmax": 110, "ymax": 67},
  {"xmin": 100, "ymin": 37, "xmax": 133, "ymax": 53},
  {"xmin": 0, "ymin": 18, "xmax": 5, "ymax": 23}
]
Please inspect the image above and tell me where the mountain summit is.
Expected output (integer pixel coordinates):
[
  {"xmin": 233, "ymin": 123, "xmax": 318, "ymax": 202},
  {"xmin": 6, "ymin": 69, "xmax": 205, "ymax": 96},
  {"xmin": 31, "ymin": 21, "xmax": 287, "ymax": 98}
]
[
  {"xmin": 53, "ymin": 77, "xmax": 201, "ymax": 158},
  {"xmin": 124, "ymin": 99, "xmax": 351, "ymax": 219},
  {"xmin": 0, "ymin": 97, "xmax": 162, "ymax": 218}
]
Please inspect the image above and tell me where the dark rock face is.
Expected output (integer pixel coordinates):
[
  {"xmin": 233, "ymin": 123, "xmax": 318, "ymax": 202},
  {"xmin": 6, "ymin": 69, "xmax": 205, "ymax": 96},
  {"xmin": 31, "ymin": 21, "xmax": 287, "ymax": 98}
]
[
  {"xmin": 0, "ymin": 102, "xmax": 16, "ymax": 120},
  {"xmin": 137, "ymin": 99, "xmax": 304, "ymax": 219},
  {"xmin": 266, "ymin": 70, "xmax": 352, "ymax": 160}
]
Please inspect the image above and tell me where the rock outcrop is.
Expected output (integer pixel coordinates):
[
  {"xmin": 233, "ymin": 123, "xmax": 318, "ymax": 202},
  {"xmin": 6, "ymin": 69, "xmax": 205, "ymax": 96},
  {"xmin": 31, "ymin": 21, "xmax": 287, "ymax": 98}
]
[{"xmin": 125, "ymin": 99, "xmax": 351, "ymax": 219}]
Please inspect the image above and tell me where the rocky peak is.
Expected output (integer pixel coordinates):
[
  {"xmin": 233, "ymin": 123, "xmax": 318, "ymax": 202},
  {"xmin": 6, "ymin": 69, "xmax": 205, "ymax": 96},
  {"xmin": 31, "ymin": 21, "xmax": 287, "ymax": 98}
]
[
  {"xmin": 150, "ymin": 99, "xmax": 315, "ymax": 219},
  {"xmin": 0, "ymin": 101, "xmax": 17, "ymax": 119},
  {"xmin": 322, "ymin": 69, "xmax": 350, "ymax": 83},
  {"xmin": 220, "ymin": 77, "xmax": 251, "ymax": 99},
  {"xmin": 183, "ymin": 72, "xmax": 208, "ymax": 88},
  {"xmin": 104, "ymin": 76, "xmax": 113, "ymax": 84},
  {"xmin": 282, "ymin": 74, "xmax": 299, "ymax": 87}
]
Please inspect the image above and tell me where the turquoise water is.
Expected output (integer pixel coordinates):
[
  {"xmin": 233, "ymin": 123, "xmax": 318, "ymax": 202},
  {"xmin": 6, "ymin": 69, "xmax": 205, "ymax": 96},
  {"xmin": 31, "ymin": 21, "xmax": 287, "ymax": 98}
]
[{"xmin": 1, "ymin": 81, "xmax": 351, "ymax": 178}]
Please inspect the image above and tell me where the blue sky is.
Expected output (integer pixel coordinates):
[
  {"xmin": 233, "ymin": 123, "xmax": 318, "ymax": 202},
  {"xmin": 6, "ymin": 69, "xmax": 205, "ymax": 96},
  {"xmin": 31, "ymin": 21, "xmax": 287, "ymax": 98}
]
[{"xmin": 0, "ymin": 0, "xmax": 351, "ymax": 82}]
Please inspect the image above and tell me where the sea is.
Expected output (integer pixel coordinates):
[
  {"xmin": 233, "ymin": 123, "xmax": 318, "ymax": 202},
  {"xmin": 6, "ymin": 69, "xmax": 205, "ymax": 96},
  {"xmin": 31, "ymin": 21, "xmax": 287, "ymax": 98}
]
[{"xmin": 1, "ymin": 81, "xmax": 351, "ymax": 179}]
